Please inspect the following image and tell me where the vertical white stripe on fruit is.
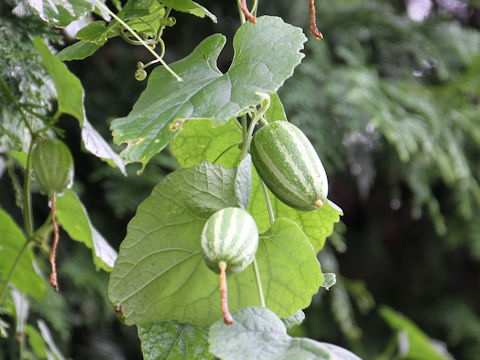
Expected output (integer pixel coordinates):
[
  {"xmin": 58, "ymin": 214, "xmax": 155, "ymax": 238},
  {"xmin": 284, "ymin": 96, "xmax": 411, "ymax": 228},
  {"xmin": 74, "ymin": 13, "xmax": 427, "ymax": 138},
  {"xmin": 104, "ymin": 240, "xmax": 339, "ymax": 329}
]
[
  {"xmin": 213, "ymin": 210, "xmax": 224, "ymax": 256},
  {"xmin": 276, "ymin": 128, "xmax": 311, "ymax": 194},
  {"xmin": 256, "ymin": 141, "xmax": 305, "ymax": 200},
  {"xmin": 291, "ymin": 129, "xmax": 324, "ymax": 198},
  {"xmin": 221, "ymin": 210, "xmax": 237, "ymax": 256}
]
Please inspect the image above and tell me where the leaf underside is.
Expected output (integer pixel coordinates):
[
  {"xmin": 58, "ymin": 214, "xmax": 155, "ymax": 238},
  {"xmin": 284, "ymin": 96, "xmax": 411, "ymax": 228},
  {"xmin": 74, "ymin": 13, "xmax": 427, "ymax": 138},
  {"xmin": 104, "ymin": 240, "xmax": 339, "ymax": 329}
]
[{"xmin": 209, "ymin": 307, "xmax": 362, "ymax": 360}]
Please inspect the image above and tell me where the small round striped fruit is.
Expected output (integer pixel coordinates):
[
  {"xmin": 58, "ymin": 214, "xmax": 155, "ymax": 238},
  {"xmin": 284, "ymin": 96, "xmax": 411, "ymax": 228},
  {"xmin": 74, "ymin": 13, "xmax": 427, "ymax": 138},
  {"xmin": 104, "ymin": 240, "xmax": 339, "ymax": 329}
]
[
  {"xmin": 250, "ymin": 121, "xmax": 328, "ymax": 211},
  {"xmin": 201, "ymin": 207, "xmax": 259, "ymax": 275},
  {"xmin": 201, "ymin": 207, "xmax": 259, "ymax": 325},
  {"xmin": 31, "ymin": 138, "xmax": 74, "ymax": 198}
]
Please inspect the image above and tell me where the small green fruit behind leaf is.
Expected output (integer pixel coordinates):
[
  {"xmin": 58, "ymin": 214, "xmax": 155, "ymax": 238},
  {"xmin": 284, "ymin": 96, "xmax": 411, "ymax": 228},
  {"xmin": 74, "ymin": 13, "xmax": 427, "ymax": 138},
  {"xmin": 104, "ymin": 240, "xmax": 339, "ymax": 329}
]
[
  {"xmin": 201, "ymin": 207, "xmax": 259, "ymax": 275},
  {"xmin": 31, "ymin": 138, "xmax": 74, "ymax": 198},
  {"xmin": 250, "ymin": 121, "xmax": 328, "ymax": 211}
]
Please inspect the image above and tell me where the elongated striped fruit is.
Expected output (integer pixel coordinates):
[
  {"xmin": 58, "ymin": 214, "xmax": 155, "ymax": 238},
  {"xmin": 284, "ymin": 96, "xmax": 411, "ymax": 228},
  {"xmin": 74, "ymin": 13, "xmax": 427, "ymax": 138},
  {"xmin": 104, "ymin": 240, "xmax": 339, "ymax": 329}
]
[
  {"xmin": 31, "ymin": 138, "xmax": 74, "ymax": 197},
  {"xmin": 201, "ymin": 207, "xmax": 259, "ymax": 275},
  {"xmin": 250, "ymin": 121, "xmax": 328, "ymax": 211}
]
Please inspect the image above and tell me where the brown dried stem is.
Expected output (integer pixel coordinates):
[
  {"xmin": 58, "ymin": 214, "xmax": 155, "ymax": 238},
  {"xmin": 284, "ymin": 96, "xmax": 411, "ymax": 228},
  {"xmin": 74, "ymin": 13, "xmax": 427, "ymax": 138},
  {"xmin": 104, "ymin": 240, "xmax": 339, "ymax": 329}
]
[
  {"xmin": 240, "ymin": 0, "xmax": 257, "ymax": 24},
  {"xmin": 219, "ymin": 261, "xmax": 234, "ymax": 325},
  {"xmin": 309, "ymin": 0, "xmax": 323, "ymax": 40},
  {"xmin": 49, "ymin": 197, "xmax": 59, "ymax": 291}
]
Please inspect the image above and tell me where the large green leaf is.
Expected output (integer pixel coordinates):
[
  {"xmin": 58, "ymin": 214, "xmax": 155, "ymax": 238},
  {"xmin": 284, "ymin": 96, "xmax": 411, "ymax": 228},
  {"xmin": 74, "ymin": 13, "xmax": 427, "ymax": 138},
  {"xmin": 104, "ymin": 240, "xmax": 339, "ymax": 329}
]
[
  {"xmin": 380, "ymin": 306, "xmax": 450, "ymax": 360},
  {"xmin": 111, "ymin": 16, "xmax": 306, "ymax": 171},
  {"xmin": 209, "ymin": 306, "xmax": 361, "ymax": 360},
  {"xmin": 55, "ymin": 190, "xmax": 117, "ymax": 271},
  {"xmin": 108, "ymin": 161, "xmax": 322, "ymax": 326},
  {"xmin": 32, "ymin": 38, "xmax": 126, "ymax": 175},
  {"xmin": 138, "ymin": 320, "xmax": 212, "ymax": 360},
  {"xmin": 0, "ymin": 209, "xmax": 45, "ymax": 301}
]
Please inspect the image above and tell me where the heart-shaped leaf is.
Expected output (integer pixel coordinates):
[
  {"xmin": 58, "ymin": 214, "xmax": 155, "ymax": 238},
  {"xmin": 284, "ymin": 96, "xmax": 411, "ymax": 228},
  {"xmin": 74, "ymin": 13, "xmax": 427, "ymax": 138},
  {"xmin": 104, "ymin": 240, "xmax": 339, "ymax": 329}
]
[
  {"xmin": 111, "ymin": 16, "xmax": 306, "ymax": 171},
  {"xmin": 108, "ymin": 161, "xmax": 322, "ymax": 326}
]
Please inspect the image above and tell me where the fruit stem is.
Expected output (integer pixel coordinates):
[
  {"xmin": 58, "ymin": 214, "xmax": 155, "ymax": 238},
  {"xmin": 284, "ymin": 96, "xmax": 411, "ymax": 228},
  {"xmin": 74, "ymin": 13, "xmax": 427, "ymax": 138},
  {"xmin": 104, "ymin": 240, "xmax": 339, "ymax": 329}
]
[
  {"xmin": 253, "ymin": 258, "xmax": 266, "ymax": 307},
  {"xmin": 49, "ymin": 196, "xmax": 59, "ymax": 291},
  {"xmin": 94, "ymin": 0, "xmax": 183, "ymax": 82},
  {"xmin": 23, "ymin": 140, "xmax": 35, "ymax": 237},
  {"xmin": 309, "ymin": 0, "xmax": 323, "ymax": 40},
  {"xmin": 240, "ymin": 93, "xmax": 271, "ymax": 160},
  {"xmin": 212, "ymin": 141, "xmax": 243, "ymax": 164},
  {"xmin": 236, "ymin": 0, "xmax": 246, "ymax": 24},
  {"xmin": 218, "ymin": 261, "xmax": 234, "ymax": 324},
  {"xmin": 239, "ymin": 0, "xmax": 257, "ymax": 24},
  {"xmin": 260, "ymin": 179, "xmax": 275, "ymax": 225}
]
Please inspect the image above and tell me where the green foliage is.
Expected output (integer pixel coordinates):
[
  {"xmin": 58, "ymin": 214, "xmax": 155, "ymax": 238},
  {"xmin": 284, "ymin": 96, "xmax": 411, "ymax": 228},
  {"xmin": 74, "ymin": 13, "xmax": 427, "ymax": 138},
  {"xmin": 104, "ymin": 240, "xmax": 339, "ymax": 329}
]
[
  {"xmin": 282, "ymin": 2, "xmax": 480, "ymax": 237},
  {"xmin": 57, "ymin": 0, "xmax": 216, "ymax": 61},
  {"xmin": 5, "ymin": 0, "xmax": 478, "ymax": 358},
  {"xmin": 0, "ymin": 209, "xmax": 45, "ymax": 301},
  {"xmin": 26, "ymin": 0, "xmax": 109, "ymax": 27},
  {"xmin": 33, "ymin": 38, "xmax": 126, "ymax": 174},
  {"xmin": 138, "ymin": 320, "xmax": 212, "ymax": 360},
  {"xmin": 0, "ymin": 0, "xmax": 58, "ymax": 152},
  {"xmin": 209, "ymin": 306, "xmax": 360, "ymax": 360},
  {"xmin": 55, "ymin": 190, "xmax": 117, "ymax": 271},
  {"xmin": 380, "ymin": 306, "xmax": 451, "ymax": 360}
]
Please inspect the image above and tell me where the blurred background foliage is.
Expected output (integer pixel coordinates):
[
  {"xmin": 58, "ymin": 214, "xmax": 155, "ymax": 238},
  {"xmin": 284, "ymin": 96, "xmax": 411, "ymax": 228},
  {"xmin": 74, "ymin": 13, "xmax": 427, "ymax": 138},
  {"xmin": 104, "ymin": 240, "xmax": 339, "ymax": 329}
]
[{"xmin": 2, "ymin": 0, "xmax": 480, "ymax": 359}]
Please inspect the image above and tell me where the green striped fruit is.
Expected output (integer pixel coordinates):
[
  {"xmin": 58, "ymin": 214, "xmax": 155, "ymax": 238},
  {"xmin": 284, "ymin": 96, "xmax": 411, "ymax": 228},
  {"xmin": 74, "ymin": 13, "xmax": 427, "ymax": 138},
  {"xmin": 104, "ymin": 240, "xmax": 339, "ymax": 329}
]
[
  {"xmin": 250, "ymin": 121, "xmax": 328, "ymax": 211},
  {"xmin": 31, "ymin": 138, "xmax": 74, "ymax": 197},
  {"xmin": 201, "ymin": 207, "xmax": 259, "ymax": 275}
]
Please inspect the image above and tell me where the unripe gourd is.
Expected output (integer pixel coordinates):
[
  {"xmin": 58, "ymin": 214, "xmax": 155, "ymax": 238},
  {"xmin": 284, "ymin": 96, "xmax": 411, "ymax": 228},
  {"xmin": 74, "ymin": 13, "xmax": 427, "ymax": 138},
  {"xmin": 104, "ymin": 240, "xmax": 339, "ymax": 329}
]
[
  {"xmin": 201, "ymin": 207, "xmax": 259, "ymax": 274},
  {"xmin": 250, "ymin": 121, "xmax": 328, "ymax": 211},
  {"xmin": 31, "ymin": 138, "xmax": 74, "ymax": 198},
  {"xmin": 31, "ymin": 137, "xmax": 74, "ymax": 292},
  {"xmin": 201, "ymin": 207, "xmax": 259, "ymax": 324}
]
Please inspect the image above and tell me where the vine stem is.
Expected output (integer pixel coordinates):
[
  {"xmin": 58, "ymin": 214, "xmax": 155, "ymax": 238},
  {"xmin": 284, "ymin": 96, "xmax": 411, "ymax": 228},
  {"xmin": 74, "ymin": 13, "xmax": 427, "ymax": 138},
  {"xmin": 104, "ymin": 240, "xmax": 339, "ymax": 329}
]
[
  {"xmin": 0, "ymin": 241, "xmax": 30, "ymax": 305},
  {"xmin": 93, "ymin": 0, "xmax": 183, "ymax": 82},
  {"xmin": 49, "ymin": 196, "xmax": 59, "ymax": 291},
  {"xmin": 239, "ymin": 0, "xmax": 257, "ymax": 24},
  {"xmin": 218, "ymin": 261, "xmax": 234, "ymax": 324},
  {"xmin": 23, "ymin": 140, "xmax": 35, "ymax": 237},
  {"xmin": 236, "ymin": 0, "xmax": 246, "ymax": 24},
  {"xmin": 260, "ymin": 180, "xmax": 275, "ymax": 224},
  {"xmin": 239, "ymin": 93, "xmax": 270, "ymax": 160},
  {"xmin": 253, "ymin": 258, "xmax": 265, "ymax": 307}
]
